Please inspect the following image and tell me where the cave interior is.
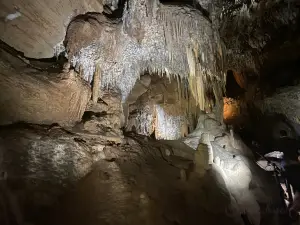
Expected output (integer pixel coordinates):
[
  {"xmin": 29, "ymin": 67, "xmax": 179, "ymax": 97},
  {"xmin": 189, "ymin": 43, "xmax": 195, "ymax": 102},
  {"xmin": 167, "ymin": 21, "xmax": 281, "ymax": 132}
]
[{"xmin": 0, "ymin": 0, "xmax": 300, "ymax": 225}]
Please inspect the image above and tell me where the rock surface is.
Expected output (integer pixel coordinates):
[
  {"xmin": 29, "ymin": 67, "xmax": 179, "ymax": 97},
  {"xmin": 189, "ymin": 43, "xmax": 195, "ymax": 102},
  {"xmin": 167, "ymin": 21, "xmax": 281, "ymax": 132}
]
[
  {"xmin": 0, "ymin": 1, "xmax": 298, "ymax": 225},
  {"xmin": 126, "ymin": 75, "xmax": 198, "ymax": 140},
  {"xmin": 0, "ymin": 113, "xmax": 285, "ymax": 225},
  {"xmin": 0, "ymin": 123, "xmax": 106, "ymax": 224},
  {"xmin": 80, "ymin": 89, "xmax": 124, "ymax": 137},
  {"xmin": 220, "ymin": 0, "xmax": 300, "ymax": 74},
  {"xmin": 0, "ymin": 47, "xmax": 91, "ymax": 126},
  {"xmin": 0, "ymin": 0, "xmax": 104, "ymax": 58},
  {"xmin": 258, "ymin": 84, "xmax": 300, "ymax": 125},
  {"xmin": 67, "ymin": 0, "xmax": 225, "ymax": 107},
  {"xmin": 181, "ymin": 112, "xmax": 283, "ymax": 225},
  {"xmin": 0, "ymin": 123, "xmax": 234, "ymax": 225}
]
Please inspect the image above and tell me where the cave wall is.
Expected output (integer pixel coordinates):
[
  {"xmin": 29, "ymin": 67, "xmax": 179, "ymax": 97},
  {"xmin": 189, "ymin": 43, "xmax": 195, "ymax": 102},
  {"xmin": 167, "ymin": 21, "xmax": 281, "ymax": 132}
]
[
  {"xmin": 0, "ymin": 47, "xmax": 91, "ymax": 126},
  {"xmin": 218, "ymin": 0, "xmax": 300, "ymax": 127},
  {"xmin": 0, "ymin": 0, "xmax": 106, "ymax": 58},
  {"xmin": 220, "ymin": 0, "xmax": 300, "ymax": 73},
  {"xmin": 256, "ymin": 84, "xmax": 300, "ymax": 138},
  {"xmin": 258, "ymin": 84, "xmax": 300, "ymax": 125}
]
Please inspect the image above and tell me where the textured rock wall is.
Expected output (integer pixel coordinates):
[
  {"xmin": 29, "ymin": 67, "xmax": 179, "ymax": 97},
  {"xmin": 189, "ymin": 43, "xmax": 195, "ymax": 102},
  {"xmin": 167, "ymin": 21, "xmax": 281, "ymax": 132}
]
[
  {"xmin": 258, "ymin": 84, "xmax": 300, "ymax": 125},
  {"xmin": 216, "ymin": 0, "xmax": 300, "ymax": 110},
  {"xmin": 0, "ymin": 124, "xmax": 105, "ymax": 224},
  {"xmin": 256, "ymin": 85, "xmax": 300, "ymax": 139},
  {"xmin": 0, "ymin": 0, "xmax": 105, "ymax": 58},
  {"xmin": 81, "ymin": 89, "xmax": 124, "ymax": 137},
  {"xmin": 220, "ymin": 0, "xmax": 300, "ymax": 73},
  {"xmin": 0, "ymin": 48, "xmax": 91, "ymax": 126},
  {"xmin": 51, "ymin": 136, "xmax": 239, "ymax": 225}
]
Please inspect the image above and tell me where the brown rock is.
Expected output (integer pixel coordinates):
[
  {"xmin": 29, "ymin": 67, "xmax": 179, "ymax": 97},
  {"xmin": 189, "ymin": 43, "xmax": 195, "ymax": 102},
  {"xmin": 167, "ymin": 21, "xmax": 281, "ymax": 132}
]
[
  {"xmin": 0, "ymin": 0, "xmax": 104, "ymax": 58},
  {"xmin": 127, "ymin": 76, "xmax": 151, "ymax": 104},
  {"xmin": 65, "ymin": 13, "xmax": 120, "ymax": 58},
  {"xmin": 0, "ymin": 123, "xmax": 107, "ymax": 221},
  {"xmin": 0, "ymin": 48, "xmax": 91, "ymax": 126}
]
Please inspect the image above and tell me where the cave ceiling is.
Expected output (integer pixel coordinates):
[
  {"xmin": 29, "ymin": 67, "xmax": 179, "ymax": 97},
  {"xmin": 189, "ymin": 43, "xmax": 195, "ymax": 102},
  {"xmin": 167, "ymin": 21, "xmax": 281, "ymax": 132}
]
[{"xmin": 0, "ymin": 0, "xmax": 299, "ymax": 107}]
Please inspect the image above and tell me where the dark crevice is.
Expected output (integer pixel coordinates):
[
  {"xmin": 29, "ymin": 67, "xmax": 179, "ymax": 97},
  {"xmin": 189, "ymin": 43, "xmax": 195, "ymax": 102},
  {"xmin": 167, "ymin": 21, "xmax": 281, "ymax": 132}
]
[
  {"xmin": 225, "ymin": 70, "xmax": 245, "ymax": 98},
  {"xmin": 82, "ymin": 111, "xmax": 108, "ymax": 122},
  {"xmin": 159, "ymin": 0, "xmax": 194, "ymax": 5},
  {"xmin": 194, "ymin": 2, "xmax": 211, "ymax": 22},
  {"xmin": 0, "ymin": 39, "xmax": 65, "ymax": 72},
  {"xmin": 160, "ymin": 0, "xmax": 211, "ymax": 23},
  {"xmin": 260, "ymin": 57, "xmax": 300, "ymax": 95},
  {"xmin": 104, "ymin": 0, "xmax": 127, "ymax": 19}
]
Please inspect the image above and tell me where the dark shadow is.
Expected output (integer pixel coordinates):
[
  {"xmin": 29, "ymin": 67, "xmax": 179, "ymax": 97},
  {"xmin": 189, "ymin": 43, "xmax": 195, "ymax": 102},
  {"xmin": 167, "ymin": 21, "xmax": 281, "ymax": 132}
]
[
  {"xmin": 160, "ymin": 0, "xmax": 211, "ymax": 22},
  {"xmin": 81, "ymin": 111, "xmax": 108, "ymax": 122},
  {"xmin": 225, "ymin": 70, "xmax": 245, "ymax": 98},
  {"xmin": 0, "ymin": 40, "xmax": 64, "ymax": 72},
  {"xmin": 260, "ymin": 57, "xmax": 300, "ymax": 95},
  {"xmin": 103, "ymin": 0, "xmax": 127, "ymax": 19}
]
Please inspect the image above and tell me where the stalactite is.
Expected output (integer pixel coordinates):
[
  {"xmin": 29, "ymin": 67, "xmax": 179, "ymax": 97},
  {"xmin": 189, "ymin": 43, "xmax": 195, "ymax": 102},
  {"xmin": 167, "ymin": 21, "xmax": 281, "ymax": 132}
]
[
  {"xmin": 137, "ymin": 105, "xmax": 154, "ymax": 135},
  {"xmin": 155, "ymin": 104, "xmax": 185, "ymax": 140},
  {"xmin": 69, "ymin": 0, "xmax": 226, "ymax": 108},
  {"xmin": 92, "ymin": 64, "xmax": 101, "ymax": 104},
  {"xmin": 186, "ymin": 46, "xmax": 196, "ymax": 78}
]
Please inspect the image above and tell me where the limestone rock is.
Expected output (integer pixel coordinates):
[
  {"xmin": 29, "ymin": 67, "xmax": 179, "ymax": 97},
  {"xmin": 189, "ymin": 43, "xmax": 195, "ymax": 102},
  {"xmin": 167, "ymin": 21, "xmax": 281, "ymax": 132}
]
[
  {"xmin": 183, "ymin": 113, "xmax": 282, "ymax": 224},
  {"xmin": 83, "ymin": 116, "xmax": 122, "ymax": 136},
  {"xmin": 82, "ymin": 90, "xmax": 123, "ymax": 136},
  {"xmin": 182, "ymin": 136, "xmax": 201, "ymax": 150},
  {"xmin": 65, "ymin": 13, "xmax": 120, "ymax": 59},
  {"xmin": 127, "ymin": 75, "xmax": 151, "ymax": 105},
  {"xmin": 0, "ymin": 0, "xmax": 104, "ymax": 58},
  {"xmin": 258, "ymin": 84, "xmax": 300, "ymax": 125},
  {"xmin": 194, "ymin": 143, "xmax": 210, "ymax": 176},
  {"xmin": 0, "ymin": 49, "xmax": 91, "ymax": 127},
  {"xmin": 0, "ymin": 124, "xmax": 104, "ymax": 221},
  {"xmin": 220, "ymin": 0, "xmax": 299, "ymax": 74},
  {"xmin": 126, "ymin": 75, "xmax": 198, "ymax": 140},
  {"xmin": 46, "ymin": 135, "xmax": 240, "ymax": 225}
]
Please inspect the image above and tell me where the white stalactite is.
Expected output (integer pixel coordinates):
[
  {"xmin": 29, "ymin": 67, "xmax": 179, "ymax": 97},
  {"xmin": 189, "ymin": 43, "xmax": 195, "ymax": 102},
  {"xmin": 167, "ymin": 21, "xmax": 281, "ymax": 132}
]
[
  {"xmin": 70, "ymin": 0, "xmax": 225, "ymax": 105},
  {"xmin": 155, "ymin": 105, "xmax": 185, "ymax": 140}
]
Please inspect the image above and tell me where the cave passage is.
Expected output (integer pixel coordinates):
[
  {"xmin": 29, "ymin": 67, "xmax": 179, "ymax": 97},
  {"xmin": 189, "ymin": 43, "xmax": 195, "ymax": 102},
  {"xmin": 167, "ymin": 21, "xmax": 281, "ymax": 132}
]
[{"xmin": 225, "ymin": 70, "xmax": 245, "ymax": 99}]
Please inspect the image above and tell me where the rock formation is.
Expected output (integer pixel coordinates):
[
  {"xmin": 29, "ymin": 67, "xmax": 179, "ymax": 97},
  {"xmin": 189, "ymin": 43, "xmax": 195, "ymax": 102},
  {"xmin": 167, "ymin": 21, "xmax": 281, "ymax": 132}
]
[
  {"xmin": 0, "ymin": 0, "xmax": 300, "ymax": 225},
  {"xmin": 0, "ymin": 46, "xmax": 91, "ymax": 126}
]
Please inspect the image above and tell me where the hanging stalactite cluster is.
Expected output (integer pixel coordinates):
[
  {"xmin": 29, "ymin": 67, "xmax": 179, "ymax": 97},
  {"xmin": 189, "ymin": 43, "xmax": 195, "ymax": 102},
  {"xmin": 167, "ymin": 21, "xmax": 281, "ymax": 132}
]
[{"xmin": 66, "ymin": 0, "xmax": 226, "ymax": 110}]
